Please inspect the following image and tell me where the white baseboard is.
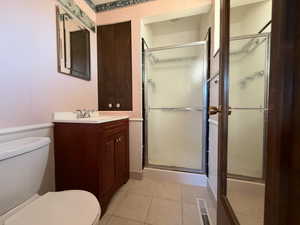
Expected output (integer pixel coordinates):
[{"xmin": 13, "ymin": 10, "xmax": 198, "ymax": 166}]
[
  {"xmin": 130, "ymin": 172, "xmax": 143, "ymax": 180},
  {"xmin": 207, "ymin": 180, "xmax": 217, "ymax": 208},
  {"xmin": 143, "ymin": 167, "xmax": 207, "ymax": 186}
]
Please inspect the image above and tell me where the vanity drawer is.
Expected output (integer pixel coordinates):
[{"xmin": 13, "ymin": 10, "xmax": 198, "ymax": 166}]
[{"xmin": 101, "ymin": 119, "xmax": 129, "ymax": 134}]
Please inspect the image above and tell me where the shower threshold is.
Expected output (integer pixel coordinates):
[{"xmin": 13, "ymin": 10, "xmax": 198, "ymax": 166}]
[{"xmin": 146, "ymin": 163, "xmax": 204, "ymax": 174}]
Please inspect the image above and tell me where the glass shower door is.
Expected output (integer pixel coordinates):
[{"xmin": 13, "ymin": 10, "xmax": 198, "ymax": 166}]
[
  {"xmin": 145, "ymin": 43, "xmax": 207, "ymax": 172},
  {"xmin": 225, "ymin": 32, "xmax": 270, "ymax": 225},
  {"xmin": 227, "ymin": 34, "xmax": 270, "ymax": 180}
]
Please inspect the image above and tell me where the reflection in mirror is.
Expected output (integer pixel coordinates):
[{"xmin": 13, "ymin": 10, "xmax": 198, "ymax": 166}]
[
  {"xmin": 56, "ymin": 6, "xmax": 91, "ymax": 80},
  {"xmin": 227, "ymin": 0, "xmax": 272, "ymax": 225}
]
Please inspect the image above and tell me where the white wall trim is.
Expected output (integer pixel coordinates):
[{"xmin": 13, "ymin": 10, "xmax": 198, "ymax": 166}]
[
  {"xmin": 129, "ymin": 118, "xmax": 143, "ymax": 122},
  {"xmin": 0, "ymin": 123, "xmax": 54, "ymax": 136},
  {"xmin": 130, "ymin": 171, "xmax": 143, "ymax": 180},
  {"xmin": 208, "ymin": 119, "xmax": 218, "ymax": 126},
  {"xmin": 207, "ymin": 180, "xmax": 217, "ymax": 205}
]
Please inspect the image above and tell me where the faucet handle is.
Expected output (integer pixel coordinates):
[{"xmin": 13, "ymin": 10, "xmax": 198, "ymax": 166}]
[
  {"xmin": 89, "ymin": 109, "xmax": 98, "ymax": 118},
  {"xmin": 75, "ymin": 109, "xmax": 97, "ymax": 119},
  {"xmin": 75, "ymin": 110, "xmax": 83, "ymax": 119}
]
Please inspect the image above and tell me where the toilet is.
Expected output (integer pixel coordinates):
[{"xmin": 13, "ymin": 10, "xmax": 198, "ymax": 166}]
[{"xmin": 0, "ymin": 137, "xmax": 101, "ymax": 225}]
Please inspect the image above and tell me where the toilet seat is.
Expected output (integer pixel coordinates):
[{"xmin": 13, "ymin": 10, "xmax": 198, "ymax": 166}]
[{"xmin": 4, "ymin": 190, "xmax": 100, "ymax": 225}]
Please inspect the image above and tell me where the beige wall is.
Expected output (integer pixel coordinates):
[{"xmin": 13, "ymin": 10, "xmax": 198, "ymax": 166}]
[
  {"xmin": 230, "ymin": 0, "xmax": 272, "ymax": 36},
  {"xmin": 0, "ymin": 0, "xmax": 98, "ymax": 129},
  {"xmin": 146, "ymin": 15, "xmax": 202, "ymax": 47}
]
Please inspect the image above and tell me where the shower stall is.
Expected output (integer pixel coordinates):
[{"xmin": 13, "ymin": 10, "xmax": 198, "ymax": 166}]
[
  {"xmin": 143, "ymin": 41, "xmax": 208, "ymax": 173},
  {"xmin": 227, "ymin": 32, "xmax": 271, "ymax": 181}
]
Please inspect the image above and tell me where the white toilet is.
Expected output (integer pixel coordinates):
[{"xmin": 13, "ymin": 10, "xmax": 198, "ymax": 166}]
[{"xmin": 0, "ymin": 137, "xmax": 101, "ymax": 225}]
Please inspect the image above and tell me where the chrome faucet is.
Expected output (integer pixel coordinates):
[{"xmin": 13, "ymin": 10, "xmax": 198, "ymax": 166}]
[{"xmin": 75, "ymin": 109, "xmax": 96, "ymax": 119}]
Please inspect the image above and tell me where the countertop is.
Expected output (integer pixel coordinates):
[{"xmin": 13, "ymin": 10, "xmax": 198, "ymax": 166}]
[{"xmin": 53, "ymin": 112, "xmax": 129, "ymax": 124}]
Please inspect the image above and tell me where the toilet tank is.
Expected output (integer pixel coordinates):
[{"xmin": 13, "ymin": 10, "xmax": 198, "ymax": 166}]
[{"xmin": 0, "ymin": 137, "xmax": 51, "ymax": 216}]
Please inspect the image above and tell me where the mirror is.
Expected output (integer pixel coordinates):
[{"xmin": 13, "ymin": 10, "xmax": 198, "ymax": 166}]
[
  {"xmin": 226, "ymin": 0, "xmax": 272, "ymax": 224},
  {"xmin": 56, "ymin": 5, "xmax": 91, "ymax": 80}
]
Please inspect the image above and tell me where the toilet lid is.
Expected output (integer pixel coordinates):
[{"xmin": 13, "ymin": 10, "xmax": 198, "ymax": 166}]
[{"xmin": 4, "ymin": 191, "xmax": 101, "ymax": 225}]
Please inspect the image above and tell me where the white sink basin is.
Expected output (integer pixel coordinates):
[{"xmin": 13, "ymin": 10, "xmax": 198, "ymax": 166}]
[
  {"xmin": 53, "ymin": 112, "xmax": 129, "ymax": 124},
  {"xmin": 78, "ymin": 116, "xmax": 112, "ymax": 121}
]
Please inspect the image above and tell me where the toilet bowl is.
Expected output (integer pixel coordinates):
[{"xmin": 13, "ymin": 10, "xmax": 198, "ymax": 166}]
[{"xmin": 0, "ymin": 137, "xmax": 101, "ymax": 225}]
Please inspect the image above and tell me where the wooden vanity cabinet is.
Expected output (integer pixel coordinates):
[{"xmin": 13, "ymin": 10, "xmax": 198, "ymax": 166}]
[{"xmin": 54, "ymin": 119, "xmax": 129, "ymax": 213}]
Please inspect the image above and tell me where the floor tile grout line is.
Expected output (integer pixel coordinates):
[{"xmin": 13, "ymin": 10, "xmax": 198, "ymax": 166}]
[
  {"xmin": 110, "ymin": 184, "xmax": 154, "ymax": 224},
  {"xmin": 180, "ymin": 184, "xmax": 184, "ymax": 225},
  {"xmin": 109, "ymin": 214, "xmax": 148, "ymax": 224},
  {"xmin": 127, "ymin": 183, "xmax": 182, "ymax": 203},
  {"xmin": 104, "ymin": 214, "xmax": 113, "ymax": 225},
  {"xmin": 144, "ymin": 196, "xmax": 154, "ymax": 224},
  {"xmin": 110, "ymin": 189, "xmax": 129, "ymax": 216}
]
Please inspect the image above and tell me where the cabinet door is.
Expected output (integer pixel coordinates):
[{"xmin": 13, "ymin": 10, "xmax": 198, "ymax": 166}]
[
  {"xmin": 115, "ymin": 129, "xmax": 129, "ymax": 187},
  {"xmin": 114, "ymin": 21, "xmax": 132, "ymax": 110},
  {"xmin": 98, "ymin": 24, "xmax": 116, "ymax": 110},
  {"xmin": 100, "ymin": 134, "xmax": 116, "ymax": 196},
  {"xmin": 97, "ymin": 21, "xmax": 132, "ymax": 111}
]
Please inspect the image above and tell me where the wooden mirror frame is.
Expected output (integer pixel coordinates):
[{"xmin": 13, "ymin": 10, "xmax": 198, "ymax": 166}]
[{"xmin": 217, "ymin": 0, "xmax": 300, "ymax": 225}]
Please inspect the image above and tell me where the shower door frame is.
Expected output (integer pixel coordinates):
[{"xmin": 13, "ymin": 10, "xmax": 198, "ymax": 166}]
[
  {"xmin": 143, "ymin": 40, "xmax": 209, "ymax": 174},
  {"xmin": 227, "ymin": 32, "xmax": 271, "ymax": 182}
]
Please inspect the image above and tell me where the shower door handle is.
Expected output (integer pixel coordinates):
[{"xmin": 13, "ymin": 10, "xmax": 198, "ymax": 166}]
[
  {"xmin": 209, "ymin": 106, "xmax": 232, "ymax": 115},
  {"xmin": 209, "ymin": 106, "xmax": 221, "ymax": 115}
]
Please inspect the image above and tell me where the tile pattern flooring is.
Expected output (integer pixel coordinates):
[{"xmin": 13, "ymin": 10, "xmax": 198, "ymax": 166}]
[
  {"xmin": 98, "ymin": 178, "xmax": 217, "ymax": 225},
  {"xmin": 227, "ymin": 179, "xmax": 265, "ymax": 225}
]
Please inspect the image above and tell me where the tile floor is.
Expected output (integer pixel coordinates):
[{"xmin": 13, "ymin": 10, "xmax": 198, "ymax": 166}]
[
  {"xmin": 227, "ymin": 179, "xmax": 265, "ymax": 225},
  {"xmin": 98, "ymin": 178, "xmax": 217, "ymax": 225}
]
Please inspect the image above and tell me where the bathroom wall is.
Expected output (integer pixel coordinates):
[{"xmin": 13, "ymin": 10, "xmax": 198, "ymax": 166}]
[
  {"xmin": 0, "ymin": 0, "xmax": 98, "ymax": 129},
  {"xmin": 97, "ymin": 0, "xmax": 211, "ymax": 176},
  {"xmin": 146, "ymin": 15, "xmax": 202, "ymax": 48},
  {"xmin": 231, "ymin": 0, "xmax": 272, "ymax": 36},
  {"xmin": 0, "ymin": 0, "xmax": 97, "ymax": 193}
]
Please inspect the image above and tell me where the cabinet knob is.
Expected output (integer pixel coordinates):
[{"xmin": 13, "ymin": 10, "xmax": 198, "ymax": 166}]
[
  {"xmin": 116, "ymin": 103, "xmax": 121, "ymax": 108},
  {"xmin": 108, "ymin": 103, "xmax": 112, "ymax": 108}
]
